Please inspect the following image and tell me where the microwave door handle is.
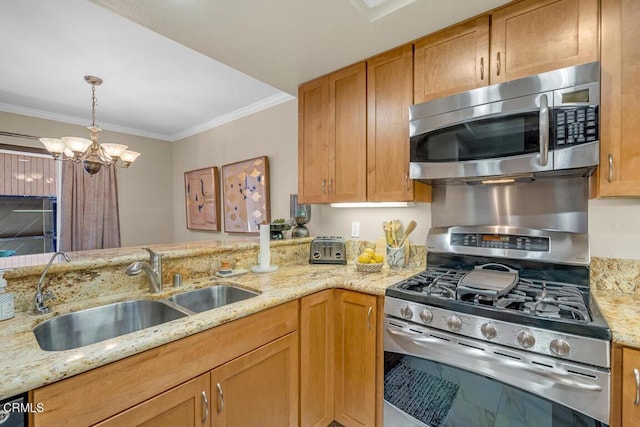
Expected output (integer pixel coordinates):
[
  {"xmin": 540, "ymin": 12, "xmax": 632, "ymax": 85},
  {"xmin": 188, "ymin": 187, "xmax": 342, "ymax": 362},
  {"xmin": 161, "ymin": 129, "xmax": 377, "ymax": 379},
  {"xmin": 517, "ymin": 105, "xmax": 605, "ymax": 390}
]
[{"xmin": 539, "ymin": 94, "xmax": 549, "ymax": 166}]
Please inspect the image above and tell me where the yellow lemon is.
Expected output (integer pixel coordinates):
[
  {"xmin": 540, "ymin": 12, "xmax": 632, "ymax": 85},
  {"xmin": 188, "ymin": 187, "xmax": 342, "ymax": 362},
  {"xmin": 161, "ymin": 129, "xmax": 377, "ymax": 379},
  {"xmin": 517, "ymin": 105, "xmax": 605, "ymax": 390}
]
[
  {"xmin": 373, "ymin": 253, "xmax": 384, "ymax": 263},
  {"xmin": 364, "ymin": 248, "xmax": 375, "ymax": 255},
  {"xmin": 357, "ymin": 253, "xmax": 372, "ymax": 263},
  {"xmin": 370, "ymin": 259, "xmax": 378, "ymax": 264}
]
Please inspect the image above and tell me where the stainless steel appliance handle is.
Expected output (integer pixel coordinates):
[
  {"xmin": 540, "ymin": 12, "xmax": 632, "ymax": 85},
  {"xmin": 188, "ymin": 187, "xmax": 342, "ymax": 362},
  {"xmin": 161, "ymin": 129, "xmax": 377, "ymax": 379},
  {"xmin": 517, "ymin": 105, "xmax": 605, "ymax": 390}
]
[
  {"xmin": 539, "ymin": 94, "xmax": 549, "ymax": 166},
  {"xmin": 634, "ymin": 368, "xmax": 640, "ymax": 405},
  {"xmin": 474, "ymin": 263, "xmax": 518, "ymax": 274},
  {"xmin": 216, "ymin": 383, "xmax": 224, "ymax": 413},
  {"xmin": 386, "ymin": 327, "xmax": 601, "ymax": 392},
  {"xmin": 367, "ymin": 306, "xmax": 373, "ymax": 329},
  {"xmin": 608, "ymin": 154, "xmax": 614, "ymax": 183},
  {"xmin": 201, "ymin": 391, "xmax": 209, "ymax": 424}
]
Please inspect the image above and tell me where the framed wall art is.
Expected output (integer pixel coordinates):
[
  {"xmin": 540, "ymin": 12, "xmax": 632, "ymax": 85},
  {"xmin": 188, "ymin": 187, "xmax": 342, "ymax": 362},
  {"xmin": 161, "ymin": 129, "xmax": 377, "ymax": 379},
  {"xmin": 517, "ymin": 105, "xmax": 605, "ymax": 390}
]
[
  {"xmin": 184, "ymin": 166, "xmax": 221, "ymax": 231},
  {"xmin": 222, "ymin": 156, "xmax": 270, "ymax": 233}
]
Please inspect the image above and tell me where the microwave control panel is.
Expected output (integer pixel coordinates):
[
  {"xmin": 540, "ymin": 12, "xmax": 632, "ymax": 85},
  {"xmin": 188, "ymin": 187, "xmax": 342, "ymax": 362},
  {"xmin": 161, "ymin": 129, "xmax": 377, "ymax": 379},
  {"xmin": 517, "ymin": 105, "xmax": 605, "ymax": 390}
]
[
  {"xmin": 450, "ymin": 233, "xmax": 550, "ymax": 252},
  {"xmin": 554, "ymin": 106, "xmax": 598, "ymax": 146}
]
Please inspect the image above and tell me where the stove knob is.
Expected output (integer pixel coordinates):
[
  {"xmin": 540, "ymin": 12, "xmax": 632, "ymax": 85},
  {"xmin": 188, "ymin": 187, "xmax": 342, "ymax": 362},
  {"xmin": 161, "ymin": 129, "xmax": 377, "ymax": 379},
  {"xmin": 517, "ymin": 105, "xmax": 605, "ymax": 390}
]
[
  {"xmin": 419, "ymin": 309, "xmax": 433, "ymax": 324},
  {"xmin": 516, "ymin": 330, "xmax": 536, "ymax": 349},
  {"xmin": 550, "ymin": 339, "xmax": 571, "ymax": 356},
  {"xmin": 446, "ymin": 315, "xmax": 462, "ymax": 331},
  {"xmin": 399, "ymin": 306, "xmax": 413, "ymax": 320},
  {"xmin": 480, "ymin": 323, "xmax": 497, "ymax": 340}
]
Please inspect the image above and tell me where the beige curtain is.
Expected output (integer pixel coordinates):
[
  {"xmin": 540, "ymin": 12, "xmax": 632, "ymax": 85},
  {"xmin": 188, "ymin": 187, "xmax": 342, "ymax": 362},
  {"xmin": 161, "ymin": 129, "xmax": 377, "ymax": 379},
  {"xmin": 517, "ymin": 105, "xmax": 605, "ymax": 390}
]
[{"xmin": 60, "ymin": 162, "xmax": 121, "ymax": 251}]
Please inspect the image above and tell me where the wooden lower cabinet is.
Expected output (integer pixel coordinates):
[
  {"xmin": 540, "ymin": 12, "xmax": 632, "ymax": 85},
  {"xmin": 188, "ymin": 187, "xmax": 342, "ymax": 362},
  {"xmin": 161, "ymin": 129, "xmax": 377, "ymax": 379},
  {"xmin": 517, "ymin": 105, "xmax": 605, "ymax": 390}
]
[
  {"xmin": 612, "ymin": 344, "xmax": 640, "ymax": 426},
  {"xmin": 300, "ymin": 290, "xmax": 335, "ymax": 427},
  {"xmin": 96, "ymin": 374, "xmax": 211, "ymax": 427},
  {"xmin": 30, "ymin": 301, "xmax": 298, "ymax": 427},
  {"xmin": 210, "ymin": 332, "xmax": 299, "ymax": 426},
  {"xmin": 334, "ymin": 290, "xmax": 378, "ymax": 427},
  {"xmin": 300, "ymin": 290, "xmax": 379, "ymax": 427}
]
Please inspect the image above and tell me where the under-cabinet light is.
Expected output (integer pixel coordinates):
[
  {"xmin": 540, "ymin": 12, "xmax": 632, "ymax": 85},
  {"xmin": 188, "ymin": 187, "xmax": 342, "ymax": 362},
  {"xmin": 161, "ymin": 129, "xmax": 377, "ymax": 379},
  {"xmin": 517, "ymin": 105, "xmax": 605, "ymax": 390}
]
[{"xmin": 330, "ymin": 202, "xmax": 415, "ymax": 208}]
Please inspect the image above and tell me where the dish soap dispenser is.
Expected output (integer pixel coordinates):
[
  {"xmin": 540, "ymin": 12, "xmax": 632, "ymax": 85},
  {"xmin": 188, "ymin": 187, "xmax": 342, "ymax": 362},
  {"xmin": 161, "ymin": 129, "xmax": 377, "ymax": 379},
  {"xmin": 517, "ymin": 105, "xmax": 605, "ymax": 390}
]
[{"xmin": 0, "ymin": 270, "xmax": 14, "ymax": 321}]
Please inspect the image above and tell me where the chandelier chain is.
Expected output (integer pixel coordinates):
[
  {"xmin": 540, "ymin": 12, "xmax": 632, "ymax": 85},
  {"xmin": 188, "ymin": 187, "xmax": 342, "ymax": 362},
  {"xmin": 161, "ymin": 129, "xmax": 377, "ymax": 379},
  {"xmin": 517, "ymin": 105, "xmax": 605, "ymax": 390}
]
[{"xmin": 91, "ymin": 84, "xmax": 98, "ymax": 128}]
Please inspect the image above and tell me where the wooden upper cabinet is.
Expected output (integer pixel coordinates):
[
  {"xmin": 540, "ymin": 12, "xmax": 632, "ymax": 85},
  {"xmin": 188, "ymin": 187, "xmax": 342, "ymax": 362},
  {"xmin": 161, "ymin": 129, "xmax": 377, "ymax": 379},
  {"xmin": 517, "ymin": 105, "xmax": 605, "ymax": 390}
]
[
  {"xmin": 298, "ymin": 63, "xmax": 367, "ymax": 203},
  {"xmin": 328, "ymin": 62, "xmax": 367, "ymax": 202},
  {"xmin": 490, "ymin": 0, "xmax": 599, "ymax": 84},
  {"xmin": 367, "ymin": 45, "xmax": 414, "ymax": 202},
  {"xmin": 414, "ymin": 16, "xmax": 490, "ymax": 104},
  {"xmin": 298, "ymin": 77, "xmax": 329, "ymax": 203},
  {"xmin": 598, "ymin": 0, "xmax": 640, "ymax": 196}
]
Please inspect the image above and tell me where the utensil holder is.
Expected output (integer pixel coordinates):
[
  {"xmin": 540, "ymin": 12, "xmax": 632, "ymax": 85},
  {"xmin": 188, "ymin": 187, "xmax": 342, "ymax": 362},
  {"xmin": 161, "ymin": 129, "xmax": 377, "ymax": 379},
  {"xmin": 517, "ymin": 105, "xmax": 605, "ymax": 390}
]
[{"xmin": 386, "ymin": 245, "xmax": 406, "ymax": 269}]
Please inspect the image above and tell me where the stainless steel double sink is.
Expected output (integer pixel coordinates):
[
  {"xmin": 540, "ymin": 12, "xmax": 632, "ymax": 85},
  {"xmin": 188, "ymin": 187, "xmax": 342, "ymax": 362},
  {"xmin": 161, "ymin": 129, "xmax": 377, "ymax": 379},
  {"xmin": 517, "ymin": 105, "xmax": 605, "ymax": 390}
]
[{"xmin": 33, "ymin": 285, "xmax": 258, "ymax": 351}]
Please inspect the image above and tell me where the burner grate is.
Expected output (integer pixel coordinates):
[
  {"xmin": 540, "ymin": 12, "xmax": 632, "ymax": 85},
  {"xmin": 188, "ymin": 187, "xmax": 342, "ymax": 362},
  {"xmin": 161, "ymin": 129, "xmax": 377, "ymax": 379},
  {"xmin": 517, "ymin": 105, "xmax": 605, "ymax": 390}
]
[{"xmin": 392, "ymin": 268, "xmax": 592, "ymax": 323}]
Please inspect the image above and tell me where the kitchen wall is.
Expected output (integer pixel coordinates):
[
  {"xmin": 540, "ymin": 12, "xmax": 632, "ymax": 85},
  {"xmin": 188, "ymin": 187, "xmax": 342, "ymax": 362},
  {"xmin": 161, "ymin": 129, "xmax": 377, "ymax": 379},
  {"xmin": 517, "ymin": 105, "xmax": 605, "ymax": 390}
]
[
  {"xmin": 0, "ymin": 111, "xmax": 173, "ymax": 247},
  {"xmin": 170, "ymin": 100, "xmax": 298, "ymax": 243}
]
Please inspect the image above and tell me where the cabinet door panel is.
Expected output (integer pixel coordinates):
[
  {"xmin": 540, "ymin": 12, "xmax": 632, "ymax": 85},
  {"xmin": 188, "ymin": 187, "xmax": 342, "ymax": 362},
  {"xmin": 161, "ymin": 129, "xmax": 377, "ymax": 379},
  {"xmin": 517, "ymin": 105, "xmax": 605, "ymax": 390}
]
[
  {"xmin": 367, "ymin": 45, "xmax": 414, "ymax": 201},
  {"xmin": 298, "ymin": 77, "xmax": 329, "ymax": 203},
  {"xmin": 96, "ymin": 374, "xmax": 210, "ymax": 427},
  {"xmin": 414, "ymin": 16, "xmax": 490, "ymax": 103},
  {"xmin": 622, "ymin": 347, "xmax": 640, "ymax": 426},
  {"xmin": 300, "ymin": 290, "xmax": 335, "ymax": 427},
  {"xmin": 334, "ymin": 290, "xmax": 376, "ymax": 427},
  {"xmin": 328, "ymin": 63, "xmax": 367, "ymax": 202},
  {"xmin": 211, "ymin": 333, "xmax": 298, "ymax": 426},
  {"xmin": 599, "ymin": 0, "xmax": 640, "ymax": 196},
  {"xmin": 491, "ymin": 0, "xmax": 598, "ymax": 83}
]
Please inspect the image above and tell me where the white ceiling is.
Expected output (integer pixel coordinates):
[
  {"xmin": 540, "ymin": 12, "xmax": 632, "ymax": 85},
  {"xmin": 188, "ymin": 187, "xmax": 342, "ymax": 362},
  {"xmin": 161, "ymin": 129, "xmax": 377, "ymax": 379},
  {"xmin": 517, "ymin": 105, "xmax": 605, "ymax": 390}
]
[{"xmin": 0, "ymin": 0, "xmax": 509, "ymax": 142}]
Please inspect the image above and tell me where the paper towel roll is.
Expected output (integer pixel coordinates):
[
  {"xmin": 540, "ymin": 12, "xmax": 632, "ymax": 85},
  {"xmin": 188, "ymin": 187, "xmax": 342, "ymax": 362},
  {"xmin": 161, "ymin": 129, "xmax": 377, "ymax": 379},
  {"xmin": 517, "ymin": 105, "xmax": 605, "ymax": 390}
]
[{"xmin": 259, "ymin": 224, "xmax": 270, "ymax": 268}]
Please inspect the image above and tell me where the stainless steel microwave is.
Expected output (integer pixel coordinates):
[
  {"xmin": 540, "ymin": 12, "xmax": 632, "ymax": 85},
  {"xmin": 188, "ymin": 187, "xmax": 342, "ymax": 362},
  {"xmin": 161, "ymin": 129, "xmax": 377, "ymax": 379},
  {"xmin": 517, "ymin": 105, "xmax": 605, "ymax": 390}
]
[{"xmin": 409, "ymin": 62, "xmax": 600, "ymax": 182}]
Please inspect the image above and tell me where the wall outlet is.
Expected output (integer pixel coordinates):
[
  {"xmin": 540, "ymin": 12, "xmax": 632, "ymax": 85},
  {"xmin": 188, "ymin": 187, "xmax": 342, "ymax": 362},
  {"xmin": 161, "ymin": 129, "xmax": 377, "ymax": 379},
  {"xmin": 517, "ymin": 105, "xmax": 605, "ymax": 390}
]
[{"xmin": 351, "ymin": 221, "xmax": 360, "ymax": 238}]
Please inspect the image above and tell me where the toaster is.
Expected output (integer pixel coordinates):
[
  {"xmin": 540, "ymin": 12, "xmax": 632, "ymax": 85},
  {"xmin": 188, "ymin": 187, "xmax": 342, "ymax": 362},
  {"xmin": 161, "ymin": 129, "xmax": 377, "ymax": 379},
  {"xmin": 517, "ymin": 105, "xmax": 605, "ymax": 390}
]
[{"xmin": 309, "ymin": 236, "xmax": 347, "ymax": 265}]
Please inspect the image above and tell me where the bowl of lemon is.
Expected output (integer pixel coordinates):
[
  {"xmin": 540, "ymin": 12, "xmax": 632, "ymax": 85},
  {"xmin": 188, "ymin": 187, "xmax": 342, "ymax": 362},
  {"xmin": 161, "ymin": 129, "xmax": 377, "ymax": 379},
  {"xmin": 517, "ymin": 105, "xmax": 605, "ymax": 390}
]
[{"xmin": 355, "ymin": 248, "xmax": 384, "ymax": 272}]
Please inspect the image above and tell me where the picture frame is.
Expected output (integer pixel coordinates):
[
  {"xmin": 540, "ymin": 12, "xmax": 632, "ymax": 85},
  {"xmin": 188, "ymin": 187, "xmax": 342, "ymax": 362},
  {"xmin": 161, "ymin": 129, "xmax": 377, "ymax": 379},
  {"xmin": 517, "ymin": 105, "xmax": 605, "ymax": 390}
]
[
  {"xmin": 222, "ymin": 156, "xmax": 270, "ymax": 234},
  {"xmin": 184, "ymin": 166, "xmax": 221, "ymax": 231}
]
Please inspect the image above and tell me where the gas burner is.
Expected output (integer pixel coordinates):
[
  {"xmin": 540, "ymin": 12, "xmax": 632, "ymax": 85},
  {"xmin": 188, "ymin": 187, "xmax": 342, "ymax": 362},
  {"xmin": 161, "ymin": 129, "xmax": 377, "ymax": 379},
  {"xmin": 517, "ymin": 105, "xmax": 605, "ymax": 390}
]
[{"xmin": 524, "ymin": 301, "xmax": 561, "ymax": 316}]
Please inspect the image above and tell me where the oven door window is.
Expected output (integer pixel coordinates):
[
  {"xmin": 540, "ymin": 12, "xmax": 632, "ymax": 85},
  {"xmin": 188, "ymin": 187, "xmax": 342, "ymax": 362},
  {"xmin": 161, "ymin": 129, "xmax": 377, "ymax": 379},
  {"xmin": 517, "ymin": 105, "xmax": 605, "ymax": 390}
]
[
  {"xmin": 384, "ymin": 351, "xmax": 607, "ymax": 427},
  {"xmin": 411, "ymin": 113, "xmax": 541, "ymax": 162}
]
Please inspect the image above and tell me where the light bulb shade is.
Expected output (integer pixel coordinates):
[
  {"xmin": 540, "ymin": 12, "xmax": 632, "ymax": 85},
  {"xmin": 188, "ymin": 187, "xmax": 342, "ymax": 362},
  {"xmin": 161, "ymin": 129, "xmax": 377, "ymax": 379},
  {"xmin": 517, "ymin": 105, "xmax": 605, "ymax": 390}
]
[
  {"xmin": 100, "ymin": 143, "xmax": 128, "ymax": 159},
  {"xmin": 39, "ymin": 138, "xmax": 66, "ymax": 155},
  {"xmin": 61, "ymin": 137, "xmax": 92, "ymax": 154},
  {"xmin": 121, "ymin": 150, "xmax": 141, "ymax": 164}
]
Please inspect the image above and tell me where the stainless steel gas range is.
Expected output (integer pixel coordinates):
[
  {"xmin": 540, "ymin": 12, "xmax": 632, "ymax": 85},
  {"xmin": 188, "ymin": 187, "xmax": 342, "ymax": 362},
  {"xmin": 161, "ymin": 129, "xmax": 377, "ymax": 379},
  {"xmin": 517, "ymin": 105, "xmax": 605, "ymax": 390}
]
[{"xmin": 384, "ymin": 226, "xmax": 611, "ymax": 427}]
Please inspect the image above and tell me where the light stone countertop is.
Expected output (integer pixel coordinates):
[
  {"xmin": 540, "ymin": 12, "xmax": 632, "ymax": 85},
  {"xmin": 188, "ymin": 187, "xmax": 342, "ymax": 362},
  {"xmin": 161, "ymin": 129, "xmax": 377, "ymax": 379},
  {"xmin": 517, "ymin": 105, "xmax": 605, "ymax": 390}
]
[
  {"xmin": 0, "ymin": 259, "xmax": 421, "ymax": 400},
  {"xmin": 592, "ymin": 290, "xmax": 640, "ymax": 348}
]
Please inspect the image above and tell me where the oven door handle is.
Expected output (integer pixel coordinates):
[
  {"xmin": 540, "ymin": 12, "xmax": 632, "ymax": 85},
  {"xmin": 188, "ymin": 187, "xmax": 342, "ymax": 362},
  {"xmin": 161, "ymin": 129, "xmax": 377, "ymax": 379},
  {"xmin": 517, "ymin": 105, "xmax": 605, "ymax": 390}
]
[{"xmin": 387, "ymin": 327, "xmax": 602, "ymax": 392}]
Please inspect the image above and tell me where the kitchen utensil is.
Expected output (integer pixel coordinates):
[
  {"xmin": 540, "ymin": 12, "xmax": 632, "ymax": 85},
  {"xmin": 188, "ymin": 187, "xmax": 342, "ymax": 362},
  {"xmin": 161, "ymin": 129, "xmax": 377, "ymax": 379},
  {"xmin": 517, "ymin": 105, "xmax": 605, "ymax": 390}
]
[
  {"xmin": 397, "ymin": 220, "xmax": 416, "ymax": 248},
  {"xmin": 383, "ymin": 221, "xmax": 393, "ymax": 246}
]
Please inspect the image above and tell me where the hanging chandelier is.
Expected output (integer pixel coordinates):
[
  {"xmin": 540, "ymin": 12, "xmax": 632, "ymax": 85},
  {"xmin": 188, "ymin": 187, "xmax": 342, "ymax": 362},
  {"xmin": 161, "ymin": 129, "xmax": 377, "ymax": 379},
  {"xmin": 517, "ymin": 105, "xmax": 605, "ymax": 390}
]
[{"xmin": 39, "ymin": 75, "xmax": 141, "ymax": 175}]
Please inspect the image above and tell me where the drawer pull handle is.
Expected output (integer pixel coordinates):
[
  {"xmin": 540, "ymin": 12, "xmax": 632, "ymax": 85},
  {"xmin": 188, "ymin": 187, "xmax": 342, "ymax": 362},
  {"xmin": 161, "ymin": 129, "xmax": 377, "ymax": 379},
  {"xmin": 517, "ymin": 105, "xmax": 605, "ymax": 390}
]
[
  {"xmin": 634, "ymin": 368, "xmax": 640, "ymax": 406},
  {"xmin": 201, "ymin": 391, "xmax": 209, "ymax": 424},
  {"xmin": 367, "ymin": 306, "xmax": 373, "ymax": 329},
  {"xmin": 496, "ymin": 52, "xmax": 501, "ymax": 76},
  {"xmin": 480, "ymin": 57, "xmax": 485, "ymax": 80},
  {"xmin": 321, "ymin": 179, "xmax": 326, "ymax": 194},
  {"xmin": 216, "ymin": 382, "xmax": 224, "ymax": 413}
]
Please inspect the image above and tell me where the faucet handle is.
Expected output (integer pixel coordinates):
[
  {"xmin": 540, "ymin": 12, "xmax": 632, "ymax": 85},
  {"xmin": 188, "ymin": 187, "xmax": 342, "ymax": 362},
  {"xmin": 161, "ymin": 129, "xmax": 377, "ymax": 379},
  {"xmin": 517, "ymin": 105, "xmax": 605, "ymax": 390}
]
[{"xmin": 142, "ymin": 247, "xmax": 161, "ymax": 261}]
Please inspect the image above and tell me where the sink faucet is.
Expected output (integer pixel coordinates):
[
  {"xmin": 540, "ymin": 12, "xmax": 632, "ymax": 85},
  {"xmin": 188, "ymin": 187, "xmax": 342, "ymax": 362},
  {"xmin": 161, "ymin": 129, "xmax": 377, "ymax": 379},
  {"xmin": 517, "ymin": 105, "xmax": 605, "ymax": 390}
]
[
  {"xmin": 33, "ymin": 251, "xmax": 71, "ymax": 315},
  {"xmin": 126, "ymin": 247, "xmax": 163, "ymax": 293}
]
